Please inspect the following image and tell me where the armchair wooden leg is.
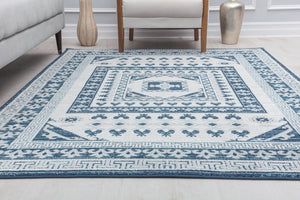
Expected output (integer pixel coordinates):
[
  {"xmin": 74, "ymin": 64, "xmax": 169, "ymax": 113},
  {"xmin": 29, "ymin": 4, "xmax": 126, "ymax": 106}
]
[
  {"xmin": 194, "ymin": 29, "xmax": 199, "ymax": 41},
  {"xmin": 55, "ymin": 31, "xmax": 62, "ymax": 55},
  {"xmin": 129, "ymin": 28, "xmax": 134, "ymax": 41},
  {"xmin": 118, "ymin": 28, "xmax": 124, "ymax": 53},
  {"xmin": 117, "ymin": 0, "xmax": 124, "ymax": 52},
  {"xmin": 201, "ymin": 0, "xmax": 208, "ymax": 52},
  {"xmin": 201, "ymin": 28, "xmax": 207, "ymax": 52}
]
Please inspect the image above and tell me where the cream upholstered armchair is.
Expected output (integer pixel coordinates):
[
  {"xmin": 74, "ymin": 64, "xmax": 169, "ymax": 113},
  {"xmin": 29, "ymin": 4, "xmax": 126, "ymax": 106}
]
[{"xmin": 116, "ymin": 0, "xmax": 209, "ymax": 52}]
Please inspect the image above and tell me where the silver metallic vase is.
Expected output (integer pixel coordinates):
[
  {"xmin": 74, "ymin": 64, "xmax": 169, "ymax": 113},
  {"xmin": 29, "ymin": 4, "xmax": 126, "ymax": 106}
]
[{"xmin": 220, "ymin": 0, "xmax": 245, "ymax": 44}]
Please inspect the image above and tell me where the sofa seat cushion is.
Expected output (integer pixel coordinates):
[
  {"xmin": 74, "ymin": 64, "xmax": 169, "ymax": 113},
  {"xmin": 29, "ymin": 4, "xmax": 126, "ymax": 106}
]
[
  {"xmin": 0, "ymin": 0, "xmax": 64, "ymax": 41},
  {"xmin": 123, "ymin": 0, "xmax": 203, "ymax": 18}
]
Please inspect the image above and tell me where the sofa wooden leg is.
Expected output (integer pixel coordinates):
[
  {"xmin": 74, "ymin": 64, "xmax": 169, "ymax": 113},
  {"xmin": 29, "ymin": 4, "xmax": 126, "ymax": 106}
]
[
  {"xmin": 129, "ymin": 28, "xmax": 134, "ymax": 41},
  {"xmin": 194, "ymin": 29, "xmax": 199, "ymax": 41},
  {"xmin": 55, "ymin": 31, "xmax": 62, "ymax": 55}
]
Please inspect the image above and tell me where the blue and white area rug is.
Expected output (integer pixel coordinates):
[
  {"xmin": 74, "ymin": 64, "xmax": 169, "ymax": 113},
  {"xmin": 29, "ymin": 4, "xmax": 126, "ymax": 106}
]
[{"xmin": 0, "ymin": 48, "xmax": 299, "ymax": 179}]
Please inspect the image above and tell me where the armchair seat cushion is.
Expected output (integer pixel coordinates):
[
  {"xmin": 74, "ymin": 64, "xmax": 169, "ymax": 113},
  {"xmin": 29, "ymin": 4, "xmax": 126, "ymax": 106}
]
[
  {"xmin": 0, "ymin": 0, "xmax": 64, "ymax": 41},
  {"xmin": 123, "ymin": 0, "xmax": 203, "ymax": 18}
]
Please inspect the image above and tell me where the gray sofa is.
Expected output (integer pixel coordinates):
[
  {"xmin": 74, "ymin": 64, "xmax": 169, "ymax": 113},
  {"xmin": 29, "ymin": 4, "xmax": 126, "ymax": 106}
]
[{"xmin": 0, "ymin": 0, "xmax": 65, "ymax": 69}]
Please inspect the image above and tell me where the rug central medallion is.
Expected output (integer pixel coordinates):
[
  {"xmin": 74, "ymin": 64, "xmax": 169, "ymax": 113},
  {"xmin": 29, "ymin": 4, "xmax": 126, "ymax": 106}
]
[{"xmin": 69, "ymin": 66, "xmax": 263, "ymax": 114}]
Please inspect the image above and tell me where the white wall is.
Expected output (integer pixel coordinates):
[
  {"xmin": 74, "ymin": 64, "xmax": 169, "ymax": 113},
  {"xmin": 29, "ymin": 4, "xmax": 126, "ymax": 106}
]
[{"xmin": 63, "ymin": 0, "xmax": 300, "ymax": 38}]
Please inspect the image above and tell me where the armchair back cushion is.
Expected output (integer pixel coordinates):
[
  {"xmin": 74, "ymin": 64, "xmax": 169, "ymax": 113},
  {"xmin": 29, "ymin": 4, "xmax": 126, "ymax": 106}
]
[
  {"xmin": 123, "ymin": 0, "xmax": 203, "ymax": 18},
  {"xmin": 122, "ymin": 0, "xmax": 204, "ymax": 28}
]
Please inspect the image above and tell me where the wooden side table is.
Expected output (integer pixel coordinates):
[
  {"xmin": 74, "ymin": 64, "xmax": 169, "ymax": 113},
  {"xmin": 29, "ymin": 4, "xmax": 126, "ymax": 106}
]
[{"xmin": 77, "ymin": 0, "xmax": 98, "ymax": 46}]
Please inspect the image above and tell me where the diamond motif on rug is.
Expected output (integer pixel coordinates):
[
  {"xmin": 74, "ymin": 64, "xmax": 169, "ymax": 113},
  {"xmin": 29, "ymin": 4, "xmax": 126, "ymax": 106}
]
[{"xmin": 0, "ymin": 48, "xmax": 299, "ymax": 179}]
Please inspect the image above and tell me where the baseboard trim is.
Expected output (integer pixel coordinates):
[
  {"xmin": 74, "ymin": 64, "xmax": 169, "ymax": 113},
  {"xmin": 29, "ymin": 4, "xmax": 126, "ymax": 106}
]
[{"xmin": 62, "ymin": 22, "xmax": 300, "ymax": 39}]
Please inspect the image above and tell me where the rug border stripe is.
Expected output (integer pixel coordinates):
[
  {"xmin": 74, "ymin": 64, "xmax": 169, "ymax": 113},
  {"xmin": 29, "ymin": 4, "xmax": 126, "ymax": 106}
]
[
  {"xmin": 0, "ymin": 170, "xmax": 299, "ymax": 180},
  {"xmin": 0, "ymin": 48, "xmax": 72, "ymax": 112},
  {"xmin": 260, "ymin": 48, "xmax": 300, "ymax": 82}
]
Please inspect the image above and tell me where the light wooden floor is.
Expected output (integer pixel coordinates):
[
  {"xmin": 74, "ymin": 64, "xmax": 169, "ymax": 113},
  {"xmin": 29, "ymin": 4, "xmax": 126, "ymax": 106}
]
[{"xmin": 0, "ymin": 37, "xmax": 300, "ymax": 200}]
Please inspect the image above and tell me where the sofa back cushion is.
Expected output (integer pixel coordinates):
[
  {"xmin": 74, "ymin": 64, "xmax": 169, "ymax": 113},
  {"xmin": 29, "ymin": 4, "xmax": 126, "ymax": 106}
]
[{"xmin": 0, "ymin": 0, "xmax": 64, "ymax": 41}]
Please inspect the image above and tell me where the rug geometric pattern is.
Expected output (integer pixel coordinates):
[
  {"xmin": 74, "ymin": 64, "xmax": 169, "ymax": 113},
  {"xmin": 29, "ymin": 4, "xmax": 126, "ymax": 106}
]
[{"xmin": 0, "ymin": 48, "xmax": 299, "ymax": 179}]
